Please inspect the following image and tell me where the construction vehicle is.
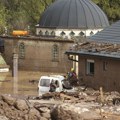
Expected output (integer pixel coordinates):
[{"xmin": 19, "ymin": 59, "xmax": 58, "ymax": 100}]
[{"xmin": 12, "ymin": 30, "xmax": 28, "ymax": 36}]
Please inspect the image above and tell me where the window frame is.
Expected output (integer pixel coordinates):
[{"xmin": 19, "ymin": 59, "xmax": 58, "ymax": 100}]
[
  {"xmin": 86, "ymin": 59, "xmax": 95, "ymax": 75},
  {"xmin": 45, "ymin": 31, "xmax": 49, "ymax": 36},
  {"xmin": 52, "ymin": 44, "xmax": 59, "ymax": 62},
  {"xmin": 19, "ymin": 42, "xmax": 25, "ymax": 59},
  {"xmin": 103, "ymin": 61, "xmax": 108, "ymax": 71},
  {"xmin": 39, "ymin": 30, "xmax": 43, "ymax": 36},
  {"xmin": 51, "ymin": 31, "xmax": 55, "ymax": 36}
]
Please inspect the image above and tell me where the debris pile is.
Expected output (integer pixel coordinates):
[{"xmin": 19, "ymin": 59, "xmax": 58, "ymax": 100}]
[
  {"xmin": 70, "ymin": 41, "xmax": 120, "ymax": 58},
  {"xmin": 0, "ymin": 94, "xmax": 52, "ymax": 120},
  {"xmin": 0, "ymin": 87, "xmax": 120, "ymax": 120},
  {"xmin": 37, "ymin": 87, "xmax": 120, "ymax": 105},
  {"xmin": 51, "ymin": 102, "xmax": 120, "ymax": 120}
]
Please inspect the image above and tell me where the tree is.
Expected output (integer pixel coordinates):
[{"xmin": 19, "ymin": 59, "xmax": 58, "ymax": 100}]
[
  {"xmin": 92, "ymin": 0, "xmax": 120, "ymax": 23},
  {"xmin": 0, "ymin": 2, "xmax": 7, "ymax": 34},
  {"xmin": 0, "ymin": 0, "xmax": 120, "ymax": 35}
]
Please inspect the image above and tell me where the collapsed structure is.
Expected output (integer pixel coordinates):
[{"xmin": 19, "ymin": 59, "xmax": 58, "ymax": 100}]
[{"xmin": 66, "ymin": 20, "xmax": 120, "ymax": 92}]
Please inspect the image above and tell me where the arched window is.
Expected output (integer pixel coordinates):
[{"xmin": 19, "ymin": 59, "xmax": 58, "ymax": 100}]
[
  {"xmin": 45, "ymin": 31, "xmax": 49, "ymax": 36},
  {"xmin": 51, "ymin": 31, "xmax": 55, "ymax": 36},
  {"xmin": 79, "ymin": 31, "xmax": 85, "ymax": 37},
  {"xmin": 52, "ymin": 44, "xmax": 59, "ymax": 61},
  {"xmin": 39, "ymin": 30, "xmax": 43, "ymax": 36},
  {"xmin": 90, "ymin": 31, "xmax": 94, "ymax": 36},
  {"xmin": 60, "ymin": 31, "xmax": 66, "ymax": 36},
  {"xmin": 19, "ymin": 43, "xmax": 25, "ymax": 59},
  {"xmin": 70, "ymin": 31, "xmax": 75, "ymax": 36}
]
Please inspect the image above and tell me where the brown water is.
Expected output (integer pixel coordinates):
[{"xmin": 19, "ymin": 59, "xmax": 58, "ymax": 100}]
[{"xmin": 0, "ymin": 70, "xmax": 64, "ymax": 96}]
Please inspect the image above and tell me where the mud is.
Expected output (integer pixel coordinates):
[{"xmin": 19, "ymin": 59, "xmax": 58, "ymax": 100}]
[{"xmin": 0, "ymin": 70, "xmax": 64, "ymax": 96}]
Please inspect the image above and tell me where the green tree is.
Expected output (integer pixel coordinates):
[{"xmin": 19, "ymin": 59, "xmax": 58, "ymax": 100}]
[
  {"xmin": 0, "ymin": 2, "xmax": 7, "ymax": 34},
  {"xmin": 92, "ymin": 0, "xmax": 120, "ymax": 23}
]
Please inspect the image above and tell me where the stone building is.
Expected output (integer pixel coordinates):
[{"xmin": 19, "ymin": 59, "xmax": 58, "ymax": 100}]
[
  {"xmin": 1, "ymin": 36, "xmax": 73, "ymax": 73},
  {"xmin": 0, "ymin": 0, "xmax": 109, "ymax": 73},
  {"xmin": 66, "ymin": 20, "xmax": 120, "ymax": 92}
]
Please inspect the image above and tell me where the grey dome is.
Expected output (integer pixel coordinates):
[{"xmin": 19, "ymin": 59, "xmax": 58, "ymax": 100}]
[{"xmin": 39, "ymin": 0, "xmax": 109, "ymax": 29}]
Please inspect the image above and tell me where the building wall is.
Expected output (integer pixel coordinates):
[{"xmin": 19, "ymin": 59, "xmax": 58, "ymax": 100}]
[
  {"xmin": 3, "ymin": 37, "xmax": 73, "ymax": 73},
  {"xmin": 78, "ymin": 55, "xmax": 120, "ymax": 92}
]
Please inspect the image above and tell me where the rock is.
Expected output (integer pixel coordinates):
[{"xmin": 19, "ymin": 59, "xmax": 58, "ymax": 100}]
[
  {"xmin": 40, "ymin": 117, "xmax": 48, "ymax": 120},
  {"xmin": 28, "ymin": 108, "xmax": 41, "ymax": 119},
  {"xmin": 0, "ymin": 108, "xmax": 4, "ymax": 115},
  {"xmin": 2, "ymin": 95, "xmax": 16, "ymax": 106},
  {"xmin": 39, "ymin": 107, "xmax": 50, "ymax": 113},
  {"xmin": 80, "ymin": 111, "xmax": 102, "ymax": 119},
  {"xmin": 41, "ymin": 112, "xmax": 50, "ymax": 119},
  {"xmin": 0, "ymin": 116, "xmax": 8, "ymax": 120},
  {"xmin": 14, "ymin": 99, "xmax": 29, "ymax": 111},
  {"xmin": 23, "ymin": 114, "xmax": 29, "ymax": 120}
]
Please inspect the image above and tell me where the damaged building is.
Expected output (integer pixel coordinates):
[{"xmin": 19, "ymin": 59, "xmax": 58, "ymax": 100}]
[{"xmin": 66, "ymin": 20, "xmax": 120, "ymax": 92}]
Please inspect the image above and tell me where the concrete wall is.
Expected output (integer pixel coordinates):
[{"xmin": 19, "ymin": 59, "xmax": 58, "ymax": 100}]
[
  {"xmin": 78, "ymin": 55, "xmax": 120, "ymax": 92},
  {"xmin": 3, "ymin": 37, "xmax": 73, "ymax": 73}
]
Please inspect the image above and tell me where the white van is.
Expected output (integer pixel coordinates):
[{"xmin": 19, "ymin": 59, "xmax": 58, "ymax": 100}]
[{"xmin": 38, "ymin": 75, "xmax": 75, "ymax": 96}]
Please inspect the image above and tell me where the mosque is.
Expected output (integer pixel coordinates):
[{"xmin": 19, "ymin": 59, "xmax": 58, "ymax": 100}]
[
  {"xmin": 0, "ymin": 0, "xmax": 109, "ymax": 73},
  {"xmin": 36, "ymin": 0, "xmax": 109, "ymax": 39}
]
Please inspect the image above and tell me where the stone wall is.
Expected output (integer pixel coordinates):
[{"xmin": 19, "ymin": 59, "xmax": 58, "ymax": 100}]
[
  {"xmin": 3, "ymin": 36, "xmax": 73, "ymax": 73},
  {"xmin": 78, "ymin": 55, "xmax": 120, "ymax": 92}
]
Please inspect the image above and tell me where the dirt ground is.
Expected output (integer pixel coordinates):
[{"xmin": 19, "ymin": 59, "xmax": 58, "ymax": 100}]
[{"xmin": 0, "ymin": 70, "xmax": 64, "ymax": 96}]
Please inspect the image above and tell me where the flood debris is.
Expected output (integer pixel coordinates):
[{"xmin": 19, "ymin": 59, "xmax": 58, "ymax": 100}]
[
  {"xmin": 0, "ymin": 87, "xmax": 120, "ymax": 120},
  {"xmin": 0, "ymin": 94, "xmax": 52, "ymax": 120}
]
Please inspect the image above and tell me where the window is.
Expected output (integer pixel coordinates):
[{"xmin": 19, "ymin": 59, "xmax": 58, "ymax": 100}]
[
  {"xmin": 69, "ymin": 31, "xmax": 75, "ymax": 36},
  {"xmin": 45, "ymin": 31, "xmax": 49, "ymax": 36},
  {"xmin": 79, "ymin": 31, "xmax": 85, "ymax": 37},
  {"xmin": 39, "ymin": 30, "xmax": 43, "ymax": 36},
  {"xmin": 86, "ymin": 59, "xmax": 94, "ymax": 75},
  {"xmin": 60, "ymin": 31, "xmax": 66, "ymax": 36},
  {"xmin": 52, "ymin": 44, "xmax": 59, "ymax": 61},
  {"xmin": 90, "ymin": 31, "xmax": 94, "ymax": 36},
  {"xmin": 103, "ymin": 61, "xmax": 107, "ymax": 71},
  {"xmin": 40, "ymin": 79, "xmax": 50, "ymax": 87},
  {"xmin": 51, "ymin": 31, "xmax": 55, "ymax": 36},
  {"xmin": 19, "ymin": 43, "xmax": 25, "ymax": 59}
]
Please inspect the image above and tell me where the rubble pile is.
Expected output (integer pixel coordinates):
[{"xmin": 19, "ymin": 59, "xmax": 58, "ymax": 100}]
[
  {"xmin": 39, "ymin": 88, "xmax": 120, "ymax": 105},
  {"xmin": 0, "ymin": 88, "xmax": 120, "ymax": 120},
  {"xmin": 40, "ymin": 87, "xmax": 120, "ymax": 120},
  {"xmin": 0, "ymin": 95, "xmax": 52, "ymax": 120},
  {"xmin": 51, "ymin": 102, "xmax": 120, "ymax": 120}
]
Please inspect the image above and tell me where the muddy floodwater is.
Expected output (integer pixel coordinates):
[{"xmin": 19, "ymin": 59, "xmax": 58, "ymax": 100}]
[{"xmin": 0, "ymin": 70, "xmax": 64, "ymax": 96}]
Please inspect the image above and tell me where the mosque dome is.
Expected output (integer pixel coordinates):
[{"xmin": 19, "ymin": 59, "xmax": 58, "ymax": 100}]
[{"xmin": 38, "ymin": 0, "xmax": 109, "ymax": 29}]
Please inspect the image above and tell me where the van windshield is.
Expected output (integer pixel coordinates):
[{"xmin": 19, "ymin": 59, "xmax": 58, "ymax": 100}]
[{"xmin": 40, "ymin": 79, "xmax": 50, "ymax": 87}]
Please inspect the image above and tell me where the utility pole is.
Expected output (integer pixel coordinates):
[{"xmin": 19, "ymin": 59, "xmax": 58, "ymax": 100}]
[
  {"xmin": 12, "ymin": 30, "xmax": 28, "ymax": 94},
  {"xmin": 12, "ymin": 38, "xmax": 19, "ymax": 95},
  {"xmin": 13, "ymin": 53, "xmax": 18, "ymax": 94}
]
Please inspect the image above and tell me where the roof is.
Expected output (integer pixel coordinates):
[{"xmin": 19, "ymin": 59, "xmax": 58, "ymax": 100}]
[
  {"xmin": 39, "ymin": 0, "xmax": 109, "ymax": 29},
  {"xmin": 66, "ymin": 42, "xmax": 120, "ymax": 59},
  {"xmin": 89, "ymin": 20, "xmax": 120, "ymax": 43}
]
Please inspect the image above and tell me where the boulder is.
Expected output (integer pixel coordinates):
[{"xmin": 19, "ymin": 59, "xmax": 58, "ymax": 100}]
[
  {"xmin": 41, "ymin": 112, "xmax": 51, "ymax": 119},
  {"xmin": 2, "ymin": 95, "xmax": 16, "ymax": 106},
  {"xmin": 28, "ymin": 108, "xmax": 41, "ymax": 120},
  {"xmin": 40, "ymin": 117, "xmax": 48, "ymax": 120},
  {"xmin": 0, "ymin": 116, "xmax": 8, "ymax": 120},
  {"xmin": 14, "ymin": 99, "xmax": 29, "ymax": 111}
]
